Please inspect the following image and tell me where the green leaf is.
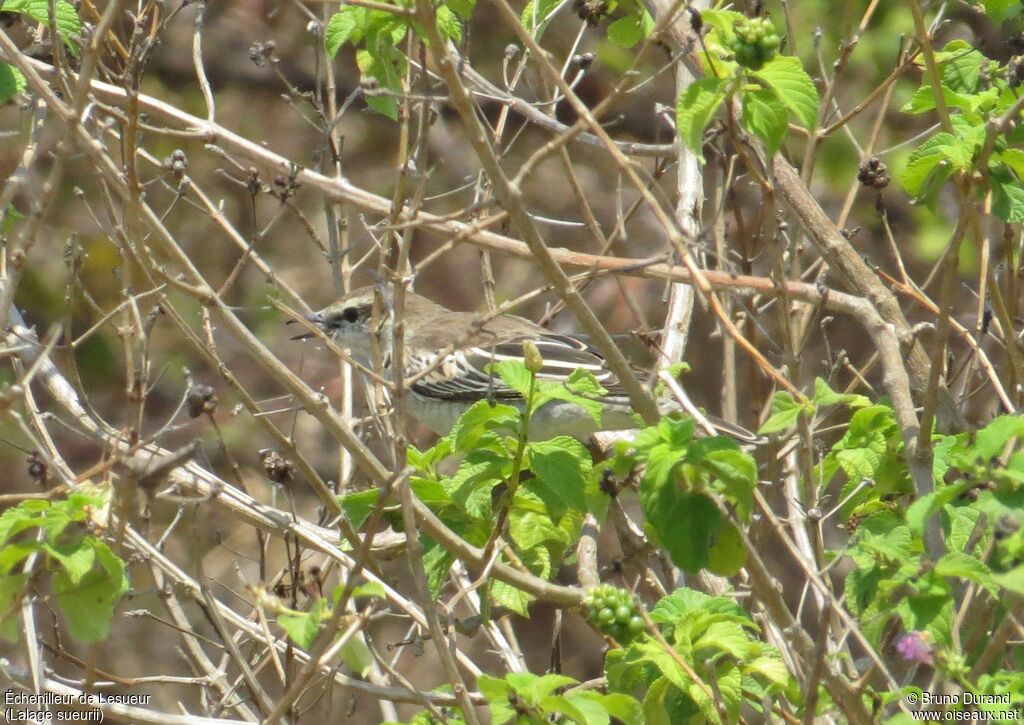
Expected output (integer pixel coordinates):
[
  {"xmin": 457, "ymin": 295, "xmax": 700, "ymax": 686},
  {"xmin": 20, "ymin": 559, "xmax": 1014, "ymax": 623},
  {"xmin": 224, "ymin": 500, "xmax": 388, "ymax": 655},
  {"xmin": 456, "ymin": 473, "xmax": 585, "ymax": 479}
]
[
  {"xmin": 0, "ymin": 573, "xmax": 27, "ymax": 642},
  {"xmin": 697, "ymin": 444, "xmax": 756, "ymax": 519},
  {"xmin": 994, "ymin": 565, "xmax": 1024, "ymax": 596},
  {"xmin": 449, "ymin": 400, "xmax": 518, "ymax": 451},
  {"xmin": 900, "ymin": 132, "xmax": 961, "ymax": 198},
  {"xmin": 971, "ymin": 414, "xmax": 1024, "ymax": 461},
  {"xmin": 997, "ymin": 148, "xmax": 1024, "ymax": 180},
  {"xmin": 479, "ymin": 674, "xmax": 516, "ymax": 724},
  {"xmin": 934, "ymin": 552, "xmax": 995, "ymax": 591},
  {"xmin": 52, "ymin": 568, "xmax": 123, "ymax": 642},
  {"xmin": 695, "ymin": 620, "xmax": 754, "ymax": 660},
  {"xmin": 0, "ymin": 502, "xmax": 48, "ymax": 547},
  {"xmin": 325, "ymin": 8, "xmax": 364, "ymax": 56},
  {"xmin": 653, "ymin": 491, "xmax": 721, "ymax": 573},
  {"xmin": 931, "ymin": 39, "xmax": 986, "ymax": 93},
  {"xmin": 741, "ymin": 87, "xmax": 788, "ymax": 155},
  {"xmin": 747, "ymin": 654, "xmax": 790, "ymax": 688},
  {"xmin": 509, "ymin": 508, "xmax": 567, "ymax": 551},
  {"xmin": 752, "ymin": 55, "xmax": 819, "ymax": 130},
  {"xmin": 521, "ymin": 0, "xmax": 562, "ymax": 32},
  {"xmin": 594, "ymin": 692, "xmax": 644, "ymax": 725},
  {"xmin": 675, "ymin": 78, "xmax": 727, "ymax": 161},
  {"xmin": 978, "ymin": 0, "xmax": 1021, "ymax": 22},
  {"xmin": 339, "ymin": 489, "xmax": 379, "ymax": 531},
  {"xmin": 4, "ymin": 0, "xmax": 81, "ymax": 51},
  {"xmin": 422, "ymin": 542, "xmax": 453, "ymax": 597},
  {"xmin": 812, "ymin": 377, "xmax": 870, "ymax": 408},
  {"xmin": 992, "ymin": 171, "xmax": 1024, "ymax": 223},
  {"xmin": 278, "ymin": 598, "xmax": 328, "ymax": 649},
  {"xmin": 706, "ymin": 521, "xmax": 746, "ymax": 576},
  {"xmin": 447, "ymin": 0, "xmax": 476, "ymax": 21},
  {"xmin": 905, "ymin": 481, "xmax": 970, "ymax": 537},
  {"xmin": 0, "ymin": 63, "xmax": 26, "ymax": 104},
  {"xmin": 527, "ymin": 436, "xmax": 588, "ymax": 518},
  {"xmin": 564, "ymin": 367, "xmax": 609, "ymax": 399},
  {"xmin": 607, "ymin": 9, "xmax": 654, "ymax": 49},
  {"xmin": 0, "ymin": 541, "xmax": 41, "ymax": 576},
  {"xmin": 350, "ymin": 581, "xmax": 386, "ymax": 600},
  {"xmin": 492, "ymin": 359, "xmax": 534, "ymax": 399},
  {"xmin": 44, "ymin": 540, "xmax": 95, "ymax": 585},
  {"xmin": 341, "ymin": 634, "xmax": 374, "ymax": 676},
  {"xmin": 490, "ymin": 579, "xmax": 532, "ymax": 617},
  {"xmin": 901, "ymin": 84, "xmax": 976, "ymax": 116},
  {"xmin": 759, "ymin": 391, "xmax": 808, "ymax": 434},
  {"xmin": 436, "ymin": 5, "xmax": 462, "ymax": 44}
]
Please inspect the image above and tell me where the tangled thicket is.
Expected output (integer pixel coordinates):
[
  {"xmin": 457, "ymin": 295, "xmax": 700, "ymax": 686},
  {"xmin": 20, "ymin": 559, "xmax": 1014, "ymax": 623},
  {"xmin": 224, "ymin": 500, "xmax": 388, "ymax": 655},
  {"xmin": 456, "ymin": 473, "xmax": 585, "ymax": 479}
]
[{"xmin": 1, "ymin": 1, "xmax": 1024, "ymax": 724}]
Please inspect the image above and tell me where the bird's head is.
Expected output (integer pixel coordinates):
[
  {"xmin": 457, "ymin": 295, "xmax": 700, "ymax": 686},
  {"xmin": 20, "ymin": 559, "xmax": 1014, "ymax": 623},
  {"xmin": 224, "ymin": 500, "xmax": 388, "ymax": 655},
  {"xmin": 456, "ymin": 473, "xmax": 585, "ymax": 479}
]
[{"xmin": 299, "ymin": 286, "xmax": 382, "ymax": 360}]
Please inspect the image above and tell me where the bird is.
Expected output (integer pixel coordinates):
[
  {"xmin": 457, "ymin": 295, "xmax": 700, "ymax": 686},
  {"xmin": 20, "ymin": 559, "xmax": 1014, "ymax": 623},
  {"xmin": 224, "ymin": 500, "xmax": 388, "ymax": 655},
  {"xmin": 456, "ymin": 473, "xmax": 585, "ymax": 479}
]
[{"xmin": 297, "ymin": 285, "xmax": 761, "ymax": 444}]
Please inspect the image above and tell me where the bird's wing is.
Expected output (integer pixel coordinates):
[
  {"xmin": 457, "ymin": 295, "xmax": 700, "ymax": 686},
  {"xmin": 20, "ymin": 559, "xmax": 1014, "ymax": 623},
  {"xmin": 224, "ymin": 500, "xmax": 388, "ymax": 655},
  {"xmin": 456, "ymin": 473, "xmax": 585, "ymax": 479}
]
[{"xmin": 407, "ymin": 332, "xmax": 623, "ymax": 402}]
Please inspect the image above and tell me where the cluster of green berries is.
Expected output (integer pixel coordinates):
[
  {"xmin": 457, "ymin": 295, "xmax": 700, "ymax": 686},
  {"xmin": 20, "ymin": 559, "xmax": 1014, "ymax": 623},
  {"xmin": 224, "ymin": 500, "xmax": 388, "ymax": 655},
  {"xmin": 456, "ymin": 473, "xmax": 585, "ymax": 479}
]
[
  {"xmin": 727, "ymin": 17, "xmax": 781, "ymax": 70},
  {"xmin": 583, "ymin": 585, "xmax": 645, "ymax": 642}
]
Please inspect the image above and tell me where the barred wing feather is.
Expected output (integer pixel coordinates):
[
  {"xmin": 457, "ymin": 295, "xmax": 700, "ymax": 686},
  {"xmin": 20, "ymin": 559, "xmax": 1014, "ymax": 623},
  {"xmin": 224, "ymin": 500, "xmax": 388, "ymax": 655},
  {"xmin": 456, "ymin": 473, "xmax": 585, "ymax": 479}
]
[{"xmin": 408, "ymin": 333, "xmax": 623, "ymax": 402}]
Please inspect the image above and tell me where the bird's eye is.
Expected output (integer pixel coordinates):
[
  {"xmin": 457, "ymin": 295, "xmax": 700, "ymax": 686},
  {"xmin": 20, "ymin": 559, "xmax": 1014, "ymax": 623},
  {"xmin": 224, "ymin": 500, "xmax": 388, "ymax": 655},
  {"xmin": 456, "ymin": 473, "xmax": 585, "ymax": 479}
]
[{"xmin": 342, "ymin": 306, "xmax": 360, "ymax": 323}]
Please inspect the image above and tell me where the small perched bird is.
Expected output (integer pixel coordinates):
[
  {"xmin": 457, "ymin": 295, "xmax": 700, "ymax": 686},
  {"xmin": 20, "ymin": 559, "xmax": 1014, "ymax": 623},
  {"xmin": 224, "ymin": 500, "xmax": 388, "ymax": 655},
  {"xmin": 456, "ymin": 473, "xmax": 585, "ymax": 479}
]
[{"xmin": 299, "ymin": 285, "xmax": 760, "ymax": 443}]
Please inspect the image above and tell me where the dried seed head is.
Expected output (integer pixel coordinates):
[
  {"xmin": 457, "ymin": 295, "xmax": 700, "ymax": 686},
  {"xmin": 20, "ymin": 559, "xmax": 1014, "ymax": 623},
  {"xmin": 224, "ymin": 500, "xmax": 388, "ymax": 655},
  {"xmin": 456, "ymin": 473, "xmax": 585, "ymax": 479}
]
[
  {"xmin": 259, "ymin": 449, "xmax": 295, "ymax": 484},
  {"xmin": 186, "ymin": 383, "xmax": 218, "ymax": 418}
]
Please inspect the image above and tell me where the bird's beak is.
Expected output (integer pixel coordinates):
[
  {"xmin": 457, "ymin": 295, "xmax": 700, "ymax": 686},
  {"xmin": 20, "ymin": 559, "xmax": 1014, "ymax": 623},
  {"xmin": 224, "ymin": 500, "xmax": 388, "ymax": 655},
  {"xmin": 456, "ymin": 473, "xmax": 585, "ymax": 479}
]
[{"xmin": 289, "ymin": 311, "xmax": 323, "ymax": 340}]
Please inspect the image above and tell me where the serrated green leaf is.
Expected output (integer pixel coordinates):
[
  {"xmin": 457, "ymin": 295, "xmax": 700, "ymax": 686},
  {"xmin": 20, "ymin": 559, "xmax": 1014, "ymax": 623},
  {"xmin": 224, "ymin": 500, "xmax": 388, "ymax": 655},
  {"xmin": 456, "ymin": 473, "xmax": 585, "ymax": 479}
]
[
  {"xmin": 44, "ymin": 540, "xmax": 95, "ymax": 585},
  {"xmin": 697, "ymin": 444, "xmax": 756, "ymax": 519},
  {"xmin": 490, "ymin": 579, "xmax": 532, "ymax": 616},
  {"xmin": 746, "ymin": 654, "xmax": 790, "ymax": 687},
  {"xmin": 449, "ymin": 400, "xmax": 518, "ymax": 451},
  {"xmin": 675, "ymin": 78, "xmax": 727, "ymax": 161},
  {"xmin": 0, "ymin": 503, "xmax": 47, "ymax": 547},
  {"xmin": 527, "ymin": 437, "xmax": 588, "ymax": 517},
  {"xmin": 422, "ymin": 542, "xmax": 453, "ymax": 597},
  {"xmin": 900, "ymin": 132, "xmax": 960, "ymax": 197},
  {"xmin": 492, "ymin": 359, "xmax": 534, "ymax": 399},
  {"xmin": 836, "ymin": 446, "xmax": 881, "ymax": 481},
  {"xmin": 759, "ymin": 391, "xmax": 808, "ymax": 434},
  {"xmin": 931, "ymin": 39, "xmax": 986, "ymax": 93},
  {"xmin": 741, "ymin": 87, "xmax": 788, "ymax": 154},
  {"xmin": 325, "ymin": 8, "xmax": 364, "ymax": 56},
  {"xmin": 436, "ymin": 5, "xmax": 462, "ymax": 44},
  {"xmin": 752, "ymin": 55, "xmax": 819, "ymax": 130}
]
